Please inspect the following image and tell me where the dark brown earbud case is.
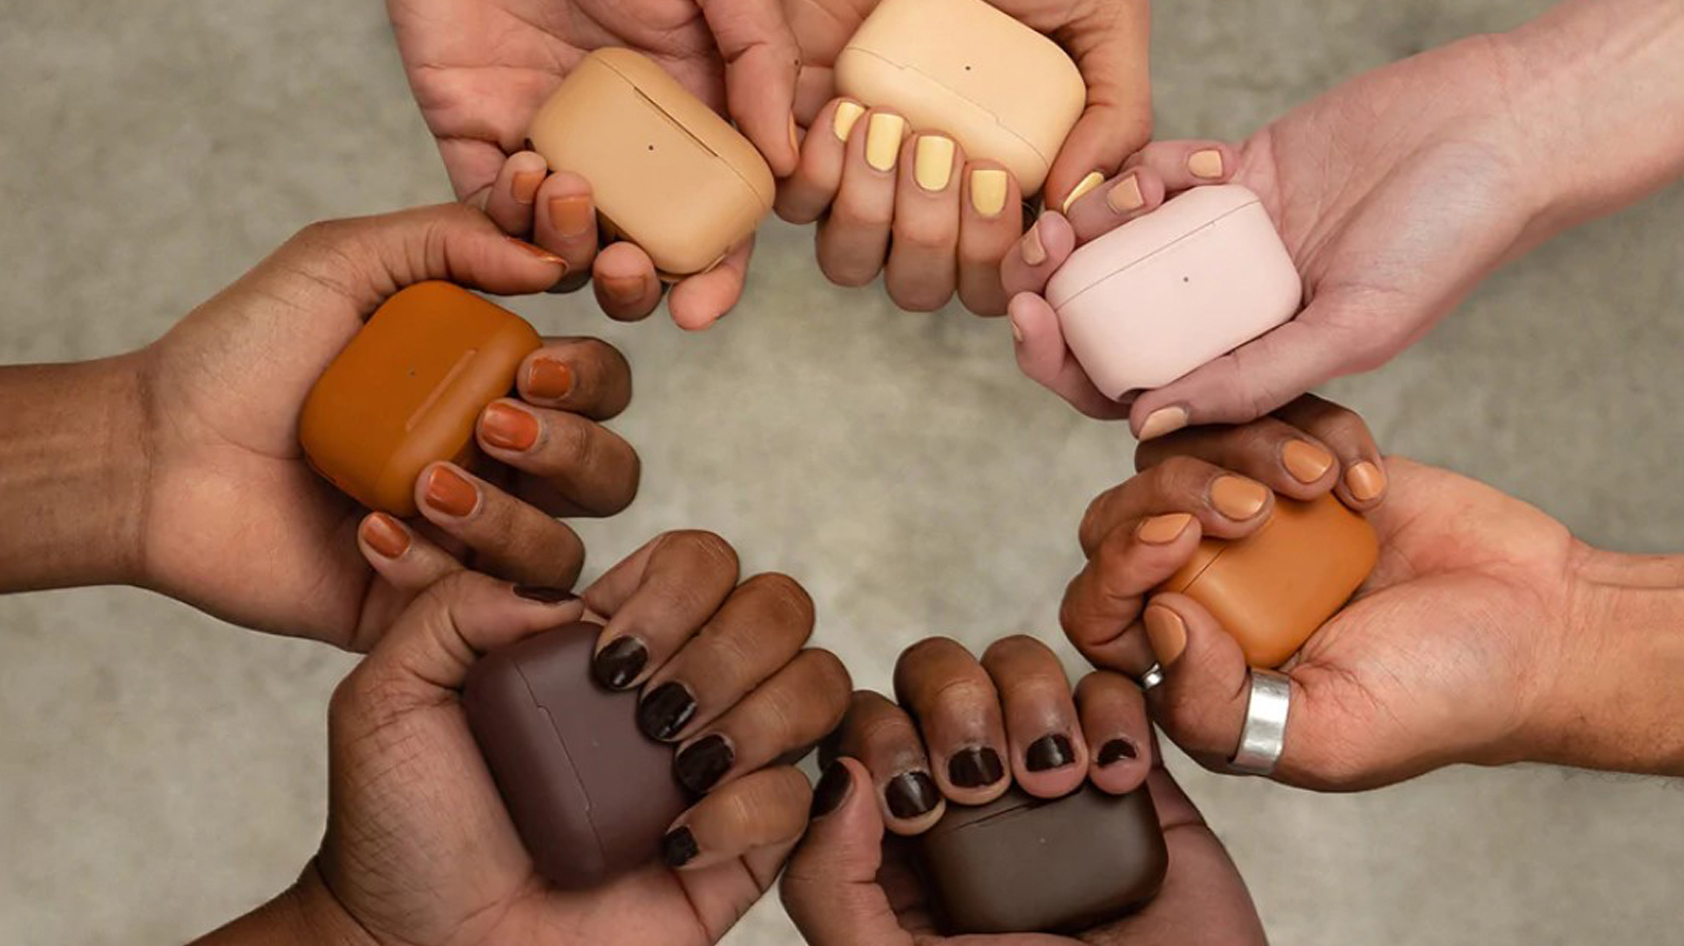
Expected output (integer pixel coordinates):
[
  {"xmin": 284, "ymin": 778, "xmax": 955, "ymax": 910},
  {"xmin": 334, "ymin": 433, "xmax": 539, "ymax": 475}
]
[{"xmin": 463, "ymin": 622, "xmax": 690, "ymax": 889}]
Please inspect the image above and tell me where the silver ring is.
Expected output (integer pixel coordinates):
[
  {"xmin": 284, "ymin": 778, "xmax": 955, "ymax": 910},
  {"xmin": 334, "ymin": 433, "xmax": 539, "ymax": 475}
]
[
  {"xmin": 1229, "ymin": 669, "xmax": 1291, "ymax": 775},
  {"xmin": 1139, "ymin": 663, "xmax": 1165, "ymax": 691}
]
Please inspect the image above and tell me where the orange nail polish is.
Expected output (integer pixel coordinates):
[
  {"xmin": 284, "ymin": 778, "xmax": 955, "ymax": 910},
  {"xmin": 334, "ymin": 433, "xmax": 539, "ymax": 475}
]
[
  {"xmin": 1136, "ymin": 513, "xmax": 1193, "ymax": 545},
  {"xmin": 512, "ymin": 170, "xmax": 544, "ymax": 205},
  {"xmin": 550, "ymin": 195, "xmax": 593, "ymax": 238},
  {"xmin": 526, "ymin": 357, "xmax": 575, "ymax": 400},
  {"xmin": 424, "ymin": 465, "xmax": 480, "ymax": 518},
  {"xmin": 360, "ymin": 513, "xmax": 410, "ymax": 559},
  {"xmin": 1211, "ymin": 476, "xmax": 1269, "ymax": 520},
  {"xmin": 481, "ymin": 402, "xmax": 540, "ymax": 451},
  {"xmin": 1282, "ymin": 440, "xmax": 1334, "ymax": 484},
  {"xmin": 505, "ymin": 236, "xmax": 568, "ymax": 269},
  {"xmin": 1345, "ymin": 461, "xmax": 1387, "ymax": 502},
  {"xmin": 1144, "ymin": 606, "xmax": 1187, "ymax": 667}
]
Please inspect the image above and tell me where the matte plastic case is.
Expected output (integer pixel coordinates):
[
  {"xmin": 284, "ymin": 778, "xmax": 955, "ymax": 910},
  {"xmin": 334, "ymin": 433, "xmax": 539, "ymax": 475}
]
[
  {"xmin": 834, "ymin": 0, "xmax": 1086, "ymax": 195},
  {"xmin": 464, "ymin": 622, "xmax": 690, "ymax": 889},
  {"xmin": 1046, "ymin": 184, "xmax": 1302, "ymax": 400},
  {"xmin": 299, "ymin": 282, "xmax": 541, "ymax": 517},
  {"xmin": 527, "ymin": 48, "xmax": 775, "ymax": 277},
  {"xmin": 917, "ymin": 783, "xmax": 1166, "ymax": 934},
  {"xmin": 1159, "ymin": 494, "xmax": 1379, "ymax": 668}
]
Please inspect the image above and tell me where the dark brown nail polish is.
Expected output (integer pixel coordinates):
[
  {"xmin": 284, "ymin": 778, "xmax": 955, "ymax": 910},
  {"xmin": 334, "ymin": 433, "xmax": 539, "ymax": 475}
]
[
  {"xmin": 811, "ymin": 761, "xmax": 852, "ymax": 818},
  {"xmin": 638, "ymin": 681, "xmax": 697, "ymax": 740},
  {"xmin": 948, "ymin": 747, "xmax": 1005, "ymax": 788},
  {"xmin": 592, "ymin": 637, "xmax": 648, "ymax": 690},
  {"xmin": 885, "ymin": 771, "xmax": 939, "ymax": 819},
  {"xmin": 1025, "ymin": 734, "xmax": 1076, "ymax": 772},
  {"xmin": 513, "ymin": 585, "xmax": 577, "ymax": 604},
  {"xmin": 675, "ymin": 734, "xmax": 735, "ymax": 793},
  {"xmin": 1097, "ymin": 738, "xmax": 1139, "ymax": 766},
  {"xmin": 660, "ymin": 826, "xmax": 699, "ymax": 868}
]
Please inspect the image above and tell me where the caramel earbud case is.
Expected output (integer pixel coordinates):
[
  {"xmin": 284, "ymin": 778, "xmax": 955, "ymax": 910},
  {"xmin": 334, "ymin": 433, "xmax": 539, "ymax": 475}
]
[
  {"xmin": 299, "ymin": 282, "xmax": 541, "ymax": 517},
  {"xmin": 527, "ymin": 48, "xmax": 775, "ymax": 277},
  {"xmin": 835, "ymin": 0, "xmax": 1087, "ymax": 195}
]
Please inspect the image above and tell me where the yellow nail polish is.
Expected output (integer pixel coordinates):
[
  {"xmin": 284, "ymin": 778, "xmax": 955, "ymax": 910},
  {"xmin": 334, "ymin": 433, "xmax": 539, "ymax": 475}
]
[
  {"xmin": 914, "ymin": 136, "xmax": 955, "ymax": 191},
  {"xmin": 1107, "ymin": 174, "xmax": 1145, "ymax": 213},
  {"xmin": 970, "ymin": 169, "xmax": 1009, "ymax": 216},
  {"xmin": 1188, "ymin": 149, "xmax": 1225, "ymax": 179},
  {"xmin": 833, "ymin": 101, "xmax": 865, "ymax": 142},
  {"xmin": 865, "ymin": 113, "xmax": 906, "ymax": 172},
  {"xmin": 1061, "ymin": 171, "xmax": 1105, "ymax": 213}
]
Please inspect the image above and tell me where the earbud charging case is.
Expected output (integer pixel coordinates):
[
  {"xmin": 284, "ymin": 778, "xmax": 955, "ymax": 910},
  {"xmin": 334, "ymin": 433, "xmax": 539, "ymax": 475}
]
[
  {"xmin": 1045, "ymin": 184, "xmax": 1302, "ymax": 400},
  {"xmin": 527, "ymin": 48, "xmax": 775, "ymax": 277},
  {"xmin": 834, "ymin": 0, "xmax": 1086, "ymax": 195}
]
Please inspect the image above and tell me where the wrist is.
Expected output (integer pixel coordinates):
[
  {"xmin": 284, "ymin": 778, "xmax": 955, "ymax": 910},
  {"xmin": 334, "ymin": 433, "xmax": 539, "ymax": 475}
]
[{"xmin": 192, "ymin": 861, "xmax": 377, "ymax": 946}]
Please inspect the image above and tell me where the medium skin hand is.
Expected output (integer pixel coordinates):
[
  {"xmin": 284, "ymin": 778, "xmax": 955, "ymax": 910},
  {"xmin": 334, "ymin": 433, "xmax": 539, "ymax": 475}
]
[
  {"xmin": 195, "ymin": 536, "xmax": 851, "ymax": 946},
  {"xmin": 1006, "ymin": 0, "xmax": 1684, "ymax": 434},
  {"xmin": 387, "ymin": 0, "xmax": 803, "ymax": 328},
  {"xmin": 780, "ymin": 636, "xmax": 1265, "ymax": 945},
  {"xmin": 0, "ymin": 205, "xmax": 641, "ymax": 652}
]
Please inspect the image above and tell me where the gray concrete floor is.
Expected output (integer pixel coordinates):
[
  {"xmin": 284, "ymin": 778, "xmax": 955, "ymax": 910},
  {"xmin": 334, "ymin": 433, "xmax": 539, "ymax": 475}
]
[{"xmin": 2, "ymin": 0, "xmax": 1682, "ymax": 943}]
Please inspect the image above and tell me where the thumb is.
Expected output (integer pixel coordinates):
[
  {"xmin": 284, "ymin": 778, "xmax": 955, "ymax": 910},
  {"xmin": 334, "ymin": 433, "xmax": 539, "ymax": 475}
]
[
  {"xmin": 1043, "ymin": 4, "xmax": 1154, "ymax": 211},
  {"xmin": 780, "ymin": 759, "xmax": 913, "ymax": 946},
  {"xmin": 702, "ymin": 0, "xmax": 802, "ymax": 176}
]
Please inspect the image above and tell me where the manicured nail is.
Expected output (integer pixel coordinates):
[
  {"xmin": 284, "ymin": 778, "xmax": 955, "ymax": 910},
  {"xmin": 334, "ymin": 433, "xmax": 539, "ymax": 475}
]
[
  {"xmin": 638, "ymin": 681, "xmax": 698, "ymax": 740},
  {"xmin": 1282, "ymin": 440, "xmax": 1334, "ymax": 484},
  {"xmin": 1136, "ymin": 512, "xmax": 1193, "ymax": 545},
  {"xmin": 1008, "ymin": 314, "xmax": 1025, "ymax": 344},
  {"xmin": 660, "ymin": 827, "xmax": 699, "ymax": 868},
  {"xmin": 423, "ymin": 465, "xmax": 479, "ymax": 517},
  {"xmin": 1097, "ymin": 738, "xmax": 1139, "ymax": 766},
  {"xmin": 1188, "ymin": 149, "xmax": 1224, "ymax": 179},
  {"xmin": 592, "ymin": 636, "xmax": 648, "ymax": 690},
  {"xmin": 884, "ymin": 771, "xmax": 939, "ymax": 819},
  {"xmin": 549, "ymin": 195, "xmax": 593, "ymax": 238},
  {"xmin": 480, "ymin": 402, "xmax": 539, "ymax": 451},
  {"xmin": 1346, "ymin": 461, "xmax": 1387, "ymax": 502},
  {"xmin": 1020, "ymin": 223, "xmax": 1047, "ymax": 266},
  {"xmin": 948, "ymin": 746, "xmax": 1006, "ymax": 788},
  {"xmin": 914, "ymin": 135, "xmax": 955, "ymax": 191},
  {"xmin": 504, "ymin": 236, "xmax": 568, "ymax": 268},
  {"xmin": 970, "ymin": 168, "xmax": 1009, "ymax": 216},
  {"xmin": 600, "ymin": 274, "xmax": 646, "ymax": 307},
  {"xmin": 1211, "ymin": 475, "xmax": 1270, "ymax": 520},
  {"xmin": 1026, "ymin": 733, "xmax": 1076, "ymax": 772},
  {"xmin": 865, "ymin": 113, "xmax": 906, "ymax": 171},
  {"xmin": 787, "ymin": 112, "xmax": 801, "ymax": 156},
  {"xmin": 675, "ymin": 734, "xmax": 735, "ymax": 793},
  {"xmin": 525, "ymin": 356, "xmax": 575, "ymax": 400},
  {"xmin": 360, "ymin": 513, "xmax": 410, "ymax": 559},
  {"xmin": 1144, "ymin": 605, "xmax": 1188, "ymax": 667},
  {"xmin": 832, "ymin": 100, "xmax": 865, "ymax": 141},
  {"xmin": 1061, "ymin": 171, "xmax": 1105, "ymax": 213},
  {"xmin": 1107, "ymin": 174, "xmax": 1145, "ymax": 213},
  {"xmin": 811, "ymin": 761, "xmax": 853, "ymax": 818},
  {"xmin": 1136, "ymin": 406, "xmax": 1188, "ymax": 441},
  {"xmin": 512, "ymin": 170, "xmax": 543, "ymax": 204},
  {"xmin": 513, "ymin": 586, "xmax": 578, "ymax": 604}
]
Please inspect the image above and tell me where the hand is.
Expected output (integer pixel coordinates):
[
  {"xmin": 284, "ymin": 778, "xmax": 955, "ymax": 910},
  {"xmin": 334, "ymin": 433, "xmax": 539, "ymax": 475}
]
[
  {"xmin": 137, "ymin": 205, "xmax": 639, "ymax": 649},
  {"xmin": 776, "ymin": 0, "xmax": 1152, "ymax": 315},
  {"xmin": 387, "ymin": 0, "xmax": 803, "ymax": 329},
  {"xmin": 781, "ymin": 635, "xmax": 1265, "ymax": 944}
]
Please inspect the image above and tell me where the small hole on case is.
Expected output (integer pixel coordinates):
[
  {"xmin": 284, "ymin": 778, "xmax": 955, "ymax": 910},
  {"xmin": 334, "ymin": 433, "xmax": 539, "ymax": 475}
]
[
  {"xmin": 964, "ymin": 65, "xmax": 973, "ymax": 71},
  {"xmin": 1182, "ymin": 276, "xmax": 1190, "ymax": 283},
  {"xmin": 648, "ymin": 144, "xmax": 656, "ymax": 151}
]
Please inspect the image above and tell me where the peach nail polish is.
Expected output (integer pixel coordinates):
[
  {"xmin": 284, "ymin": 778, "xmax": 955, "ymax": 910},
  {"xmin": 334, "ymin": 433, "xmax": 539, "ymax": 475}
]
[
  {"xmin": 505, "ymin": 237, "xmax": 568, "ymax": 268},
  {"xmin": 1188, "ymin": 150, "xmax": 1224, "ymax": 179},
  {"xmin": 1106, "ymin": 174, "xmax": 1144, "ymax": 213},
  {"xmin": 788, "ymin": 113, "xmax": 801, "ymax": 156},
  {"xmin": 1008, "ymin": 316, "xmax": 1025, "ymax": 344},
  {"xmin": 1282, "ymin": 440, "xmax": 1334, "ymax": 484},
  {"xmin": 527, "ymin": 357, "xmax": 575, "ymax": 400},
  {"xmin": 550, "ymin": 196, "xmax": 593, "ymax": 238},
  {"xmin": 361, "ymin": 513, "xmax": 410, "ymax": 559},
  {"xmin": 1345, "ymin": 461, "xmax": 1387, "ymax": 502},
  {"xmin": 1144, "ymin": 606, "xmax": 1187, "ymax": 667},
  {"xmin": 1211, "ymin": 476, "xmax": 1269, "ymax": 521},
  {"xmin": 425, "ymin": 465, "xmax": 480, "ymax": 518},
  {"xmin": 1021, "ymin": 224, "xmax": 1047, "ymax": 266},
  {"xmin": 512, "ymin": 170, "xmax": 544, "ymax": 204},
  {"xmin": 1136, "ymin": 406, "xmax": 1188, "ymax": 441},
  {"xmin": 481, "ymin": 402, "xmax": 540, "ymax": 451},
  {"xmin": 1136, "ymin": 513, "xmax": 1193, "ymax": 545}
]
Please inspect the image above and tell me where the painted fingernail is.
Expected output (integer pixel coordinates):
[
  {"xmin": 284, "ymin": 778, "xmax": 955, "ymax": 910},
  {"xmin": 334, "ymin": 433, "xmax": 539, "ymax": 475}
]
[
  {"xmin": 549, "ymin": 195, "xmax": 593, "ymax": 238},
  {"xmin": 811, "ymin": 761, "xmax": 853, "ymax": 818},
  {"xmin": 1144, "ymin": 605, "xmax": 1187, "ymax": 667},
  {"xmin": 504, "ymin": 236, "xmax": 568, "ymax": 268},
  {"xmin": 970, "ymin": 168, "xmax": 1009, "ymax": 216},
  {"xmin": 1211, "ymin": 475, "xmax": 1270, "ymax": 520},
  {"xmin": 600, "ymin": 274, "xmax": 646, "ymax": 307},
  {"xmin": 661, "ymin": 827, "xmax": 700, "ymax": 868},
  {"xmin": 787, "ymin": 112, "xmax": 801, "ymax": 156},
  {"xmin": 592, "ymin": 636, "xmax": 648, "ymax": 690},
  {"xmin": 1346, "ymin": 461, "xmax": 1387, "ymax": 502},
  {"xmin": 423, "ymin": 465, "xmax": 479, "ymax": 518},
  {"xmin": 1061, "ymin": 171, "xmax": 1105, "ymax": 213},
  {"xmin": 513, "ymin": 585, "xmax": 578, "ymax": 604},
  {"xmin": 480, "ymin": 402, "xmax": 539, "ymax": 451},
  {"xmin": 1025, "ymin": 734, "xmax": 1076, "ymax": 772},
  {"xmin": 1136, "ymin": 512, "xmax": 1193, "ymax": 545},
  {"xmin": 1189, "ymin": 149, "xmax": 1224, "ymax": 179},
  {"xmin": 885, "ymin": 771, "xmax": 940, "ymax": 818},
  {"xmin": 1008, "ymin": 315, "xmax": 1025, "ymax": 344},
  {"xmin": 1020, "ymin": 223, "xmax": 1047, "ymax": 266},
  {"xmin": 915, "ymin": 135, "xmax": 955, "ymax": 191},
  {"xmin": 1097, "ymin": 738, "xmax": 1139, "ymax": 766},
  {"xmin": 948, "ymin": 746, "xmax": 1006, "ymax": 788},
  {"xmin": 638, "ymin": 681, "xmax": 698, "ymax": 740},
  {"xmin": 865, "ymin": 113, "xmax": 906, "ymax": 171},
  {"xmin": 512, "ymin": 170, "xmax": 543, "ymax": 204},
  {"xmin": 1107, "ymin": 174, "xmax": 1145, "ymax": 213},
  {"xmin": 832, "ymin": 100, "xmax": 865, "ymax": 141},
  {"xmin": 675, "ymin": 734, "xmax": 735, "ymax": 793},
  {"xmin": 360, "ymin": 513, "xmax": 410, "ymax": 559},
  {"xmin": 526, "ymin": 357, "xmax": 575, "ymax": 400},
  {"xmin": 1282, "ymin": 440, "xmax": 1334, "ymax": 484},
  {"xmin": 1136, "ymin": 406, "xmax": 1188, "ymax": 441}
]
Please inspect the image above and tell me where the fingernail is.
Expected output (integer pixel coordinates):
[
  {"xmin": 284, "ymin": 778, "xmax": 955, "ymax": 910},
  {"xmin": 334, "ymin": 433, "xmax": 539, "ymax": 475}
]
[
  {"xmin": 1008, "ymin": 314, "xmax": 1025, "ymax": 345},
  {"xmin": 832, "ymin": 100, "xmax": 865, "ymax": 141},
  {"xmin": 1188, "ymin": 149, "xmax": 1224, "ymax": 179},
  {"xmin": 948, "ymin": 746, "xmax": 1005, "ymax": 788},
  {"xmin": 600, "ymin": 274, "xmax": 646, "ymax": 307},
  {"xmin": 526, "ymin": 356, "xmax": 575, "ymax": 400},
  {"xmin": 970, "ymin": 168, "xmax": 1009, "ymax": 216},
  {"xmin": 884, "ymin": 770, "xmax": 940, "ymax": 819},
  {"xmin": 1107, "ymin": 174, "xmax": 1145, "ymax": 213},
  {"xmin": 865, "ymin": 113, "xmax": 905, "ymax": 172},
  {"xmin": 1346, "ymin": 461, "xmax": 1387, "ymax": 502},
  {"xmin": 592, "ymin": 636, "xmax": 648, "ymax": 690},
  {"xmin": 1135, "ymin": 512, "xmax": 1193, "ymax": 545},
  {"xmin": 1136, "ymin": 406, "xmax": 1188, "ymax": 441},
  {"xmin": 512, "ymin": 170, "xmax": 543, "ymax": 205},
  {"xmin": 1211, "ymin": 475, "xmax": 1270, "ymax": 520},
  {"xmin": 638, "ymin": 681, "xmax": 698, "ymax": 741},
  {"xmin": 1282, "ymin": 440, "xmax": 1334, "ymax": 484},
  {"xmin": 1061, "ymin": 171, "xmax": 1105, "ymax": 213},
  {"xmin": 513, "ymin": 585, "xmax": 578, "ymax": 604},
  {"xmin": 504, "ymin": 236, "xmax": 568, "ymax": 269},
  {"xmin": 660, "ymin": 827, "xmax": 699, "ymax": 868},
  {"xmin": 811, "ymin": 761, "xmax": 853, "ymax": 818},
  {"xmin": 1144, "ymin": 605, "xmax": 1187, "ymax": 667},
  {"xmin": 1097, "ymin": 738, "xmax": 1139, "ymax": 766},
  {"xmin": 675, "ymin": 734, "xmax": 735, "ymax": 794},
  {"xmin": 359, "ymin": 513, "xmax": 410, "ymax": 560},
  {"xmin": 1025, "ymin": 733, "xmax": 1076, "ymax": 772},
  {"xmin": 1020, "ymin": 223, "xmax": 1047, "ymax": 266},
  {"xmin": 914, "ymin": 135, "xmax": 955, "ymax": 191},
  {"xmin": 549, "ymin": 195, "xmax": 593, "ymax": 238},
  {"xmin": 787, "ymin": 112, "xmax": 801, "ymax": 156},
  {"xmin": 423, "ymin": 465, "xmax": 479, "ymax": 518},
  {"xmin": 480, "ymin": 402, "xmax": 539, "ymax": 451}
]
